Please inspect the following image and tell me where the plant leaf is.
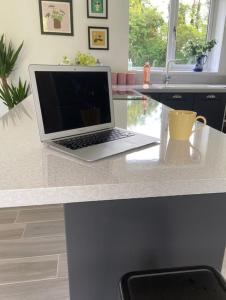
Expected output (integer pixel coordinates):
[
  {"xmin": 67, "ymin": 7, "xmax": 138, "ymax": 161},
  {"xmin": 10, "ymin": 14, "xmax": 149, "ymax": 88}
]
[
  {"xmin": 0, "ymin": 78, "xmax": 29, "ymax": 108},
  {"xmin": 0, "ymin": 34, "xmax": 23, "ymax": 80}
]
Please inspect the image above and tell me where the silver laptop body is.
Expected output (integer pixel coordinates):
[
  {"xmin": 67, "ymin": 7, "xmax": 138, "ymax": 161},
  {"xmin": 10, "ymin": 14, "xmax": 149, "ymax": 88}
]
[{"xmin": 29, "ymin": 64, "xmax": 158, "ymax": 161}]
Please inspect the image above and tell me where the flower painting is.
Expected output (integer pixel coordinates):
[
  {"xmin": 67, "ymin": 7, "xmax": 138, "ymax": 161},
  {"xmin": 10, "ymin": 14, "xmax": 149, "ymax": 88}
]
[
  {"xmin": 87, "ymin": 0, "xmax": 108, "ymax": 19},
  {"xmin": 39, "ymin": 0, "xmax": 73, "ymax": 35}
]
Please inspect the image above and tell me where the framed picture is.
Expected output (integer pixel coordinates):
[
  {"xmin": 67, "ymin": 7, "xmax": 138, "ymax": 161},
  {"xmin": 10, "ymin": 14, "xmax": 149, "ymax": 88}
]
[
  {"xmin": 87, "ymin": 0, "xmax": 108, "ymax": 19},
  {"xmin": 88, "ymin": 27, "xmax": 109, "ymax": 50},
  {"xmin": 39, "ymin": 0, "xmax": 74, "ymax": 35}
]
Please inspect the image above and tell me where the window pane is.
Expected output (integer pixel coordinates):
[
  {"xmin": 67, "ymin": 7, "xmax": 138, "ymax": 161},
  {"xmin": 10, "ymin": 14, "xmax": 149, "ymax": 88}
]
[
  {"xmin": 175, "ymin": 0, "xmax": 210, "ymax": 64},
  {"xmin": 129, "ymin": 0, "xmax": 170, "ymax": 68}
]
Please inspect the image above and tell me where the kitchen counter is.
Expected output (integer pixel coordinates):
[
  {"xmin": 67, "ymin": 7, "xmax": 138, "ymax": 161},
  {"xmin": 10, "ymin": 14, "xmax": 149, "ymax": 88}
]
[
  {"xmin": 113, "ymin": 85, "xmax": 226, "ymax": 132},
  {"xmin": 1, "ymin": 95, "xmax": 226, "ymax": 207},
  {"xmin": 1, "ymin": 95, "xmax": 226, "ymax": 300},
  {"xmin": 113, "ymin": 83, "xmax": 226, "ymax": 93}
]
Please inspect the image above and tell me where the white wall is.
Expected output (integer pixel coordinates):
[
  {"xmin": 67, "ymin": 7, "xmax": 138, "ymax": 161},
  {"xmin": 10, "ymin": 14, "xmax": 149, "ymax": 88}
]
[
  {"xmin": 1, "ymin": 0, "xmax": 226, "ymax": 87},
  {"xmin": 0, "ymin": 0, "xmax": 129, "ymax": 83}
]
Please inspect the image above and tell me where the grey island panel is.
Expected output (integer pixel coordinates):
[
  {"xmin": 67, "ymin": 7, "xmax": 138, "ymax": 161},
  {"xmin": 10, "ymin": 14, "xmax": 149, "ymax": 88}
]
[{"xmin": 65, "ymin": 193, "xmax": 226, "ymax": 300}]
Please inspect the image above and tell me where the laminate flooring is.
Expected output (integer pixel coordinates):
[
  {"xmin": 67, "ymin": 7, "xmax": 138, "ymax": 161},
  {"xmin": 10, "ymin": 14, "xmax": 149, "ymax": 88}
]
[
  {"xmin": 0, "ymin": 205, "xmax": 224, "ymax": 299},
  {"xmin": 0, "ymin": 205, "xmax": 69, "ymax": 300}
]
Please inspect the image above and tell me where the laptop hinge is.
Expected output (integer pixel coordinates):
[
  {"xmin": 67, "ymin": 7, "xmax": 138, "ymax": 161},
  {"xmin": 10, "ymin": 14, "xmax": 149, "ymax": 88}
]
[{"xmin": 50, "ymin": 127, "xmax": 114, "ymax": 142}]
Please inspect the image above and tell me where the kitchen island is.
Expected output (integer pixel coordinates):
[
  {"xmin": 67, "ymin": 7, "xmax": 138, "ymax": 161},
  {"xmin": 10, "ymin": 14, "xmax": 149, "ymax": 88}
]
[
  {"xmin": 0, "ymin": 95, "xmax": 226, "ymax": 300},
  {"xmin": 114, "ymin": 84, "xmax": 226, "ymax": 131}
]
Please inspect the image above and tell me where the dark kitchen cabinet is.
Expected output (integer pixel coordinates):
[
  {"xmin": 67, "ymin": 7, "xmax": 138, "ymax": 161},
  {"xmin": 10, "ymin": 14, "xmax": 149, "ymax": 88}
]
[
  {"xmin": 143, "ymin": 92, "xmax": 226, "ymax": 132},
  {"xmin": 193, "ymin": 93, "xmax": 226, "ymax": 131},
  {"xmin": 145, "ymin": 93, "xmax": 194, "ymax": 110}
]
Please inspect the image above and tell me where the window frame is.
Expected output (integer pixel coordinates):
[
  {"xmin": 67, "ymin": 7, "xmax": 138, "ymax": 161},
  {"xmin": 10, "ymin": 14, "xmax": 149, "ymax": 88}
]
[{"xmin": 129, "ymin": 0, "xmax": 215, "ymax": 71}]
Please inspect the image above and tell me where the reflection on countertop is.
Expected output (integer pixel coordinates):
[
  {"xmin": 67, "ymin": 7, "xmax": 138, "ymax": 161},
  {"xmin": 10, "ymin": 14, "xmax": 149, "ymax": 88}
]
[
  {"xmin": 164, "ymin": 139, "xmax": 201, "ymax": 165},
  {"xmin": 0, "ymin": 101, "xmax": 32, "ymax": 128},
  {"xmin": 112, "ymin": 88, "xmax": 148, "ymax": 100},
  {"xmin": 42, "ymin": 98, "xmax": 220, "ymax": 188},
  {"xmin": 0, "ymin": 95, "xmax": 226, "ymax": 207}
]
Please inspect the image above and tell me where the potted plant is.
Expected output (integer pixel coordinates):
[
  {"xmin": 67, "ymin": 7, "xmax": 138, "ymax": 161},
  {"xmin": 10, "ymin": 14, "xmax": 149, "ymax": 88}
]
[
  {"xmin": 181, "ymin": 39, "xmax": 217, "ymax": 72},
  {"xmin": 60, "ymin": 52, "xmax": 97, "ymax": 66},
  {"xmin": 75, "ymin": 52, "xmax": 96, "ymax": 66},
  {"xmin": 0, "ymin": 34, "xmax": 29, "ymax": 109}
]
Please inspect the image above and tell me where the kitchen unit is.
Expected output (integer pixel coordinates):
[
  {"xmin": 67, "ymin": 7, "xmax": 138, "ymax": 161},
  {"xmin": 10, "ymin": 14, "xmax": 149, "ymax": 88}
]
[
  {"xmin": 0, "ymin": 95, "xmax": 226, "ymax": 300},
  {"xmin": 144, "ymin": 93, "xmax": 226, "ymax": 131},
  {"xmin": 136, "ymin": 84, "xmax": 226, "ymax": 132}
]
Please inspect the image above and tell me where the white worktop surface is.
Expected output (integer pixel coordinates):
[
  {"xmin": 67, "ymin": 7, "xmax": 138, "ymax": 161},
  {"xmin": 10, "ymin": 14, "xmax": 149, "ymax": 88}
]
[
  {"xmin": 114, "ymin": 84, "xmax": 226, "ymax": 93},
  {"xmin": 1, "ymin": 95, "xmax": 226, "ymax": 208}
]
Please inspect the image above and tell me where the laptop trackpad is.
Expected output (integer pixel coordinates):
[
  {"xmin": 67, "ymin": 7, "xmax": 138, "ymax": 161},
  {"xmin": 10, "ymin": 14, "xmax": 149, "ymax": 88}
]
[{"xmin": 73, "ymin": 138, "xmax": 156, "ymax": 161}]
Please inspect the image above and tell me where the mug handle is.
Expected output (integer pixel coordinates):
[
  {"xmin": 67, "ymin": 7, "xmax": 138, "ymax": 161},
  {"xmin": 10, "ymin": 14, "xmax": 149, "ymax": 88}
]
[{"xmin": 191, "ymin": 116, "xmax": 207, "ymax": 134}]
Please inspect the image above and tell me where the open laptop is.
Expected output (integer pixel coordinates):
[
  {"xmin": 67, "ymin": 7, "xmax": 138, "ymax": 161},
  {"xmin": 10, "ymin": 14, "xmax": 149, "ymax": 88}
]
[{"xmin": 29, "ymin": 65, "xmax": 158, "ymax": 161}]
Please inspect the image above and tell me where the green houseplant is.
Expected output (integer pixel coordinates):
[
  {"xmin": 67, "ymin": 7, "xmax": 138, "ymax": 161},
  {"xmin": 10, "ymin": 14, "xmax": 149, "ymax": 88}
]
[
  {"xmin": 60, "ymin": 52, "xmax": 97, "ymax": 66},
  {"xmin": 181, "ymin": 39, "xmax": 217, "ymax": 72},
  {"xmin": 75, "ymin": 52, "xmax": 96, "ymax": 66},
  {"xmin": 0, "ymin": 79, "xmax": 29, "ymax": 109},
  {"xmin": 0, "ymin": 34, "xmax": 29, "ymax": 109}
]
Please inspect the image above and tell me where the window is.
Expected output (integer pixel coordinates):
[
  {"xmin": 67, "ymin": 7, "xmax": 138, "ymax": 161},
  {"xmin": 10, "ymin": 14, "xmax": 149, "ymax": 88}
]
[
  {"xmin": 129, "ymin": 0, "xmax": 212, "ymax": 69},
  {"xmin": 129, "ymin": 0, "xmax": 170, "ymax": 68}
]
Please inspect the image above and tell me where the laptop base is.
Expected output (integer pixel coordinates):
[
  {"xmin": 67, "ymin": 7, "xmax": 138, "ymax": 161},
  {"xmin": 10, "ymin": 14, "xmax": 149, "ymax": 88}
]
[{"xmin": 47, "ymin": 132, "xmax": 159, "ymax": 162}]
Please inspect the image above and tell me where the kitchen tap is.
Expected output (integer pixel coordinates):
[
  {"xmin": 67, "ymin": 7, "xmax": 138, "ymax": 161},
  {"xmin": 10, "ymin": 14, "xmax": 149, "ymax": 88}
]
[{"xmin": 164, "ymin": 59, "xmax": 182, "ymax": 85}]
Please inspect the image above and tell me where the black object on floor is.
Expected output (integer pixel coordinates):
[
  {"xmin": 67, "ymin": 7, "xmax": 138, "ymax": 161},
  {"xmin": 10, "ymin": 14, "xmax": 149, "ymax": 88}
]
[{"xmin": 120, "ymin": 266, "xmax": 226, "ymax": 300}]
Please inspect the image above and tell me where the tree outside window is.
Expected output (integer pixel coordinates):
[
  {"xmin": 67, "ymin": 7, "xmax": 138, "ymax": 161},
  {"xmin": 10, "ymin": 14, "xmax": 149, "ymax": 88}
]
[
  {"xmin": 175, "ymin": 0, "xmax": 210, "ymax": 64},
  {"xmin": 129, "ymin": 0, "xmax": 211, "ymax": 68}
]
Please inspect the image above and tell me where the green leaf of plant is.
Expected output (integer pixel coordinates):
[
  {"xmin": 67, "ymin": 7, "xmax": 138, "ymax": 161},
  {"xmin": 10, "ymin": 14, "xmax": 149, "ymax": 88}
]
[
  {"xmin": 0, "ymin": 78, "xmax": 29, "ymax": 108},
  {"xmin": 0, "ymin": 34, "xmax": 23, "ymax": 81}
]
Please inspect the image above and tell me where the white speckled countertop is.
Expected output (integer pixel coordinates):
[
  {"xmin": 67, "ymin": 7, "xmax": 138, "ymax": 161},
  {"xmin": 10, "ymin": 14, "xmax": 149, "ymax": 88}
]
[{"xmin": 1, "ymin": 95, "xmax": 226, "ymax": 208}]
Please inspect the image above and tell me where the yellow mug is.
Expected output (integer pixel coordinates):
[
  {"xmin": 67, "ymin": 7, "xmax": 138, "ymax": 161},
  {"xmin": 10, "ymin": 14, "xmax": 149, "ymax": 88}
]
[{"xmin": 168, "ymin": 110, "xmax": 207, "ymax": 141}]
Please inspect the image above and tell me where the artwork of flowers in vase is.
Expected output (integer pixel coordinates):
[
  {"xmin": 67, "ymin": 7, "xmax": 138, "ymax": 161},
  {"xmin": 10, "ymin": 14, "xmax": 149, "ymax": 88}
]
[{"xmin": 39, "ymin": 0, "xmax": 73, "ymax": 35}]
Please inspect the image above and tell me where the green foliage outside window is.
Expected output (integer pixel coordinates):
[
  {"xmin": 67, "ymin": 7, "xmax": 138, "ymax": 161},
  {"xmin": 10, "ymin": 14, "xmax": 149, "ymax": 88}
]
[
  {"xmin": 129, "ymin": 0, "xmax": 210, "ymax": 67},
  {"xmin": 129, "ymin": 0, "xmax": 168, "ymax": 67}
]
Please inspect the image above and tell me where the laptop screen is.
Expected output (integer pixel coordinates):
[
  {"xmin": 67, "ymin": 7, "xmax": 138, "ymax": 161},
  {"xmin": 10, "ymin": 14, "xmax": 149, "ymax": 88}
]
[{"xmin": 34, "ymin": 71, "xmax": 111, "ymax": 134}]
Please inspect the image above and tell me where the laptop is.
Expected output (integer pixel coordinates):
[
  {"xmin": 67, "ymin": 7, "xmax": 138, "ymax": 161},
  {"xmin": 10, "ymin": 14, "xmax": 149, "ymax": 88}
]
[{"xmin": 29, "ymin": 65, "xmax": 158, "ymax": 161}]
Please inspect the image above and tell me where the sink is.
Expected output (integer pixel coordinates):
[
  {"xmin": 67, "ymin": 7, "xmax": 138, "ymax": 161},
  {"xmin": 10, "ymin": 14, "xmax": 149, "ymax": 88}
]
[
  {"xmin": 164, "ymin": 84, "xmax": 205, "ymax": 89},
  {"xmin": 149, "ymin": 84, "xmax": 226, "ymax": 89},
  {"xmin": 206, "ymin": 85, "xmax": 226, "ymax": 88},
  {"xmin": 166, "ymin": 84, "xmax": 226, "ymax": 89}
]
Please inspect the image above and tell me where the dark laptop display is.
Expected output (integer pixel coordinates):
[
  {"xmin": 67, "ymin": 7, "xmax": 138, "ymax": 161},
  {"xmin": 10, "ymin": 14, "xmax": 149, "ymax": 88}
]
[{"xmin": 35, "ymin": 71, "xmax": 111, "ymax": 134}]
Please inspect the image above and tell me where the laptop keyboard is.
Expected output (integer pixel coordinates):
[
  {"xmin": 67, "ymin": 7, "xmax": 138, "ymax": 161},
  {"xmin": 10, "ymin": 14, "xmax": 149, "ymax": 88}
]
[{"xmin": 54, "ymin": 128, "xmax": 135, "ymax": 150}]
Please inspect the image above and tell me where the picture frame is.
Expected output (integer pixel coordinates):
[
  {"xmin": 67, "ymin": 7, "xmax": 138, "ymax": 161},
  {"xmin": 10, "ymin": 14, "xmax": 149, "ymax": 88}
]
[
  {"xmin": 88, "ymin": 27, "xmax": 109, "ymax": 50},
  {"xmin": 87, "ymin": 0, "xmax": 108, "ymax": 19},
  {"xmin": 39, "ymin": 0, "xmax": 74, "ymax": 36}
]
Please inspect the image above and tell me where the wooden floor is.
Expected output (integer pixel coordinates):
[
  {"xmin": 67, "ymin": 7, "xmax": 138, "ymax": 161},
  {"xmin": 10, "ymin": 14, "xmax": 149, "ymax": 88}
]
[{"xmin": 0, "ymin": 204, "xmax": 224, "ymax": 299}]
